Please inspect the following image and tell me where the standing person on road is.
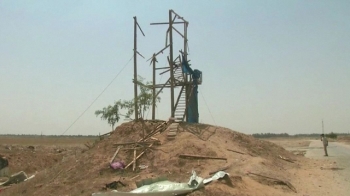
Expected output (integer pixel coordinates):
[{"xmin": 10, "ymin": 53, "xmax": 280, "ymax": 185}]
[{"xmin": 320, "ymin": 134, "xmax": 328, "ymax": 156}]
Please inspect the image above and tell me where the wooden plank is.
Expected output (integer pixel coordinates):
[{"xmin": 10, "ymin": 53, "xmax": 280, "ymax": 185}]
[
  {"xmin": 155, "ymin": 78, "xmax": 170, "ymax": 97},
  {"xmin": 172, "ymin": 27, "xmax": 184, "ymax": 38},
  {"xmin": 113, "ymin": 141, "xmax": 157, "ymax": 146},
  {"xmin": 122, "ymin": 147, "xmax": 149, "ymax": 150},
  {"xmin": 155, "ymin": 67, "xmax": 170, "ymax": 70},
  {"xmin": 227, "ymin": 149, "xmax": 245, "ymax": 155},
  {"xmin": 130, "ymin": 175, "xmax": 140, "ymax": 180},
  {"xmin": 100, "ymin": 131, "xmax": 112, "ymax": 137},
  {"xmin": 139, "ymin": 122, "xmax": 168, "ymax": 142},
  {"xmin": 109, "ymin": 146, "xmax": 121, "ymax": 164},
  {"xmin": 136, "ymin": 22, "xmax": 145, "ymax": 36},
  {"xmin": 178, "ymin": 154, "xmax": 227, "ymax": 160},
  {"xmin": 146, "ymin": 45, "xmax": 170, "ymax": 62},
  {"xmin": 171, "ymin": 10, "xmax": 188, "ymax": 23},
  {"xmin": 150, "ymin": 22, "xmax": 186, "ymax": 25}
]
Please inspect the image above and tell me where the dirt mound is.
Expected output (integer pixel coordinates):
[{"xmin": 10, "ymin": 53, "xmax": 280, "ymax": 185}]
[{"xmin": 1, "ymin": 121, "xmax": 301, "ymax": 196}]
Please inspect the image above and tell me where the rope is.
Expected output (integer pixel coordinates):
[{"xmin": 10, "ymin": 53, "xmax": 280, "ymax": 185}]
[
  {"xmin": 199, "ymin": 89, "xmax": 216, "ymax": 126},
  {"xmin": 58, "ymin": 55, "xmax": 134, "ymax": 136}
]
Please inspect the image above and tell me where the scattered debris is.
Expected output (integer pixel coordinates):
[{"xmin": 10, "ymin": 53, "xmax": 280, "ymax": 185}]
[
  {"xmin": 179, "ymin": 154, "xmax": 227, "ymax": 161},
  {"xmin": 138, "ymin": 164, "xmax": 148, "ymax": 170},
  {"xmin": 320, "ymin": 167, "xmax": 344, "ymax": 171},
  {"xmin": 130, "ymin": 175, "xmax": 140, "ymax": 181},
  {"xmin": 92, "ymin": 170, "xmax": 231, "ymax": 195},
  {"xmin": 110, "ymin": 161, "xmax": 125, "ymax": 170},
  {"xmin": 85, "ymin": 142, "xmax": 93, "ymax": 149},
  {"xmin": 291, "ymin": 150, "xmax": 306, "ymax": 156},
  {"xmin": 24, "ymin": 174, "xmax": 35, "ymax": 181},
  {"xmin": 4, "ymin": 146, "xmax": 11, "ymax": 150},
  {"xmin": 28, "ymin": 146, "xmax": 35, "ymax": 150},
  {"xmin": 0, "ymin": 157, "xmax": 8, "ymax": 171},
  {"xmin": 247, "ymin": 171, "xmax": 297, "ymax": 193},
  {"xmin": 100, "ymin": 131, "xmax": 113, "ymax": 137},
  {"xmin": 105, "ymin": 180, "xmax": 126, "ymax": 189},
  {"xmin": 139, "ymin": 120, "xmax": 169, "ymax": 142},
  {"xmin": 203, "ymin": 171, "xmax": 230, "ymax": 184},
  {"xmin": 278, "ymin": 155, "xmax": 295, "ymax": 163},
  {"xmin": 55, "ymin": 148, "xmax": 66, "ymax": 153},
  {"xmin": 0, "ymin": 157, "xmax": 9, "ymax": 178},
  {"xmin": 0, "ymin": 171, "xmax": 32, "ymax": 186},
  {"xmin": 34, "ymin": 183, "xmax": 44, "ymax": 188}
]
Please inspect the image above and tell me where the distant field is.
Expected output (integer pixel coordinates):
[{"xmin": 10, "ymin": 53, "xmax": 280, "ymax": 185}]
[
  {"xmin": 0, "ymin": 135, "xmax": 98, "ymax": 146},
  {"xmin": 262, "ymin": 137, "xmax": 314, "ymax": 148},
  {"xmin": 338, "ymin": 135, "xmax": 350, "ymax": 145}
]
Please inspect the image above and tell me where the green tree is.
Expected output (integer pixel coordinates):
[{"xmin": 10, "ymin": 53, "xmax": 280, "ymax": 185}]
[
  {"xmin": 95, "ymin": 76, "xmax": 161, "ymax": 128},
  {"xmin": 131, "ymin": 76, "xmax": 161, "ymax": 119},
  {"xmin": 95, "ymin": 101, "xmax": 121, "ymax": 131}
]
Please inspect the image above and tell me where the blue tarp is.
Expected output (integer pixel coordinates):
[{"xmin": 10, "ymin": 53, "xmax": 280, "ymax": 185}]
[{"xmin": 181, "ymin": 55, "xmax": 201, "ymax": 123}]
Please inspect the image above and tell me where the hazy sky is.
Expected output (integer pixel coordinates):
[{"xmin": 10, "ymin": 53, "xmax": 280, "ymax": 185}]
[{"xmin": 1, "ymin": 1, "xmax": 349, "ymax": 135}]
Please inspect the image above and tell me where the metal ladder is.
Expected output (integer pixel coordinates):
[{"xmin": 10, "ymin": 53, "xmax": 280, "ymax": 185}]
[
  {"xmin": 167, "ymin": 66, "xmax": 185, "ymax": 140},
  {"xmin": 174, "ymin": 86, "xmax": 186, "ymax": 122}
]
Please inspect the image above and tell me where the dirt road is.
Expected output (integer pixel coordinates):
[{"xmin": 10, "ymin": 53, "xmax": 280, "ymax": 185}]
[
  {"xmin": 306, "ymin": 140, "xmax": 350, "ymax": 168},
  {"xmin": 305, "ymin": 140, "xmax": 350, "ymax": 195}
]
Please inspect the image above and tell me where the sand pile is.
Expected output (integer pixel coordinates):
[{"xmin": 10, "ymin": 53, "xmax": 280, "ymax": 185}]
[{"xmin": 1, "ymin": 121, "xmax": 301, "ymax": 196}]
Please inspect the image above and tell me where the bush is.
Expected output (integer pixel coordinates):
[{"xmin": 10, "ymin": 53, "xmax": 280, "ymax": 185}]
[{"xmin": 326, "ymin": 132, "xmax": 337, "ymax": 139}]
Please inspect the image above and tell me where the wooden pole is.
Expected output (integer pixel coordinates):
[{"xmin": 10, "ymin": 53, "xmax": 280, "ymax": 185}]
[
  {"xmin": 133, "ymin": 16, "xmax": 139, "ymax": 120},
  {"xmin": 133, "ymin": 149, "xmax": 137, "ymax": 171},
  {"xmin": 184, "ymin": 22, "xmax": 188, "ymax": 122},
  {"xmin": 109, "ymin": 146, "xmax": 121, "ymax": 164},
  {"xmin": 125, "ymin": 143, "xmax": 154, "ymax": 169},
  {"xmin": 179, "ymin": 154, "xmax": 227, "ymax": 160},
  {"xmin": 152, "ymin": 54, "xmax": 156, "ymax": 120},
  {"xmin": 169, "ymin": 10, "xmax": 175, "ymax": 118}
]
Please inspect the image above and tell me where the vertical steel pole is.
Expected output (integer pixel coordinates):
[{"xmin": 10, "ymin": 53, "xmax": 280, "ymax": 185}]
[
  {"xmin": 169, "ymin": 10, "xmax": 175, "ymax": 118},
  {"xmin": 133, "ymin": 17, "xmax": 138, "ymax": 120}
]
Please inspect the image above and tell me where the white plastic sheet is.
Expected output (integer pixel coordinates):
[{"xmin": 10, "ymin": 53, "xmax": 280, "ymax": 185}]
[{"xmin": 91, "ymin": 170, "xmax": 229, "ymax": 196}]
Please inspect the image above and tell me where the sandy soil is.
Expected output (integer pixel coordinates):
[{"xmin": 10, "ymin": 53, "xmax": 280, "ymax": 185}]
[
  {"xmin": 266, "ymin": 138, "xmax": 350, "ymax": 196},
  {"xmin": 0, "ymin": 122, "xmax": 349, "ymax": 196}
]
